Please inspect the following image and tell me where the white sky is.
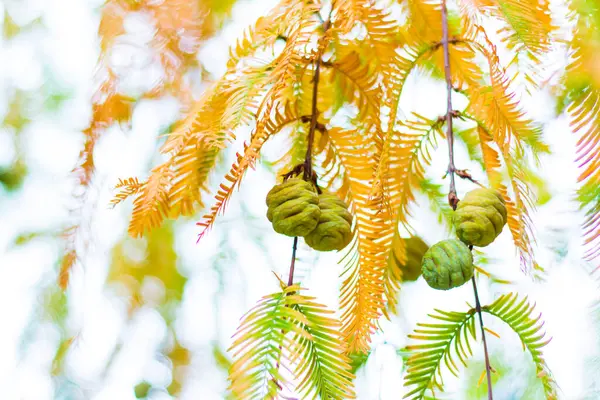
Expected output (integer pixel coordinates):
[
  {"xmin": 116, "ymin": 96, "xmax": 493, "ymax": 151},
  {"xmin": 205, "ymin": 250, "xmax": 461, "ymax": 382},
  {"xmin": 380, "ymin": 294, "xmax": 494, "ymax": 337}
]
[{"xmin": 0, "ymin": 0, "xmax": 598, "ymax": 399}]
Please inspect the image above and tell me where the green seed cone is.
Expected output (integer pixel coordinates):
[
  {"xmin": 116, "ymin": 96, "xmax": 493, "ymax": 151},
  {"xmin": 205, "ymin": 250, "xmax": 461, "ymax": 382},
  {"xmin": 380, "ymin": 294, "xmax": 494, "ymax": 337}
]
[
  {"xmin": 421, "ymin": 239, "xmax": 473, "ymax": 290},
  {"xmin": 266, "ymin": 178, "xmax": 320, "ymax": 237},
  {"xmin": 454, "ymin": 188, "xmax": 507, "ymax": 247},
  {"xmin": 304, "ymin": 192, "xmax": 353, "ymax": 252},
  {"xmin": 388, "ymin": 235, "xmax": 429, "ymax": 282}
]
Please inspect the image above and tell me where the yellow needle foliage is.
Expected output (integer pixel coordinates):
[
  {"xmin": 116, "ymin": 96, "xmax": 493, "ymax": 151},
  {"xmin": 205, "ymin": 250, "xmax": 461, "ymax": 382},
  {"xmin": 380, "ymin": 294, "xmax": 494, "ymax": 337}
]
[
  {"xmin": 61, "ymin": 0, "xmax": 600, "ymax": 397},
  {"xmin": 106, "ymin": 0, "xmax": 558, "ymax": 350},
  {"xmin": 60, "ymin": 0, "xmax": 238, "ymax": 287}
]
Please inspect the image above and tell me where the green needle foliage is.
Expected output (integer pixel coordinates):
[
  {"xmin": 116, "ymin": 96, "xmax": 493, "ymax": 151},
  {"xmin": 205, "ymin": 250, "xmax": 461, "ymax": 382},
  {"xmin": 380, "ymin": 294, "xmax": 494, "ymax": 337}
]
[
  {"xmin": 403, "ymin": 309, "xmax": 477, "ymax": 399},
  {"xmin": 418, "ymin": 178, "xmax": 455, "ymax": 230},
  {"xmin": 227, "ymin": 284, "xmax": 355, "ymax": 400},
  {"xmin": 403, "ymin": 293, "xmax": 557, "ymax": 399},
  {"xmin": 482, "ymin": 293, "xmax": 558, "ymax": 399},
  {"xmin": 348, "ymin": 351, "xmax": 371, "ymax": 374}
]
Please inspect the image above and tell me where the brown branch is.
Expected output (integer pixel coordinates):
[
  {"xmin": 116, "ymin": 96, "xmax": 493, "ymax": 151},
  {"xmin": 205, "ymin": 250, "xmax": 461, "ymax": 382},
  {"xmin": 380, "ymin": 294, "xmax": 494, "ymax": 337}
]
[
  {"xmin": 303, "ymin": 28, "xmax": 327, "ymax": 181},
  {"xmin": 455, "ymin": 169, "xmax": 484, "ymax": 187},
  {"xmin": 471, "ymin": 273, "xmax": 494, "ymax": 399},
  {"xmin": 441, "ymin": 0, "xmax": 458, "ymax": 211},
  {"xmin": 286, "ymin": 17, "xmax": 330, "ymax": 286},
  {"xmin": 290, "ymin": 21, "xmax": 328, "ymax": 285},
  {"xmin": 441, "ymin": 1, "xmax": 493, "ymax": 399},
  {"xmin": 288, "ymin": 236, "xmax": 299, "ymax": 286},
  {"xmin": 271, "ymin": 236, "xmax": 299, "ymax": 394}
]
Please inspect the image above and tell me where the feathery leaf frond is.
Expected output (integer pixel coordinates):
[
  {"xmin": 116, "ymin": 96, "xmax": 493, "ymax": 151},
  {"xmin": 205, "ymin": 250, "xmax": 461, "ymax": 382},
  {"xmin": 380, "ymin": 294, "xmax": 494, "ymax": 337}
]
[
  {"xmin": 465, "ymin": 37, "xmax": 547, "ymax": 155},
  {"xmin": 391, "ymin": 114, "xmax": 446, "ymax": 227},
  {"xmin": 379, "ymin": 115, "xmax": 444, "ymax": 317},
  {"xmin": 481, "ymin": 0, "xmax": 554, "ymax": 60},
  {"xmin": 330, "ymin": 4, "xmax": 398, "ymax": 216},
  {"xmin": 196, "ymin": 1, "xmax": 318, "ymax": 240},
  {"xmin": 477, "ymin": 125, "xmax": 503, "ymax": 188},
  {"xmin": 466, "ymin": 116, "xmax": 538, "ymax": 270},
  {"xmin": 129, "ymin": 164, "xmax": 172, "ymax": 238},
  {"xmin": 163, "ymin": 64, "xmax": 272, "ymax": 218},
  {"xmin": 120, "ymin": 1, "xmax": 310, "ymax": 237},
  {"xmin": 482, "ymin": 293, "xmax": 558, "ymax": 399},
  {"xmin": 374, "ymin": 37, "xmax": 446, "ymax": 216},
  {"xmin": 404, "ymin": 0, "xmax": 443, "ymax": 43},
  {"xmin": 226, "ymin": 0, "xmax": 297, "ymax": 70},
  {"xmin": 168, "ymin": 142, "xmax": 220, "ymax": 217},
  {"xmin": 328, "ymin": 51, "xmax": 381, "ymax": 120},
  {"xmin": 383, "ymin": 230, "xmax": 405, "ymax": 318},
  {"xmin": 403, "ymin": 308, "xmax": 477, "ymax": 400},
  {"xmin": 463, "ymin": 37, "xmax": 545, "ymax": 271},
  {"xmin": 196, "ymin": 105, "xmax": 303, "ymax": 240},
  {"xmin": 330, "ymin": 2, "xmax": 401, "ymax": 220},
  {"xmin": 329, "ymin": 126, "xmax": 391, "ymax": 353},
  {"xmin": 228, "ymin": 285, "xmax": 356, "ymax": 400},
  {"xmin": 459, "ymin": 0, "xmax": 555, "ymax": 89},
  {"xmin": 227, "ymin": 287, "xmax": 294, "ymax": 399},
  {"xmin": 422, "ymin": 41, "xmax": 485, "ymax": 90},
  {"xmin": 289, "ymin": 294, "xmax": 356, "ymax": 399},
  {"xmin": 417, "ymin": 178, "xmax": 455, "ymax": 229},
  {"xmin": 564, "ymin": 0, "xmax": 600, "ymax": 260},
  {"xmin": 110, "ymin": 177, "xmax": 144, "ymax": 208},
  {"xmin": 404, "ymin": 293, "xmax": 557, "ymax": 399}
]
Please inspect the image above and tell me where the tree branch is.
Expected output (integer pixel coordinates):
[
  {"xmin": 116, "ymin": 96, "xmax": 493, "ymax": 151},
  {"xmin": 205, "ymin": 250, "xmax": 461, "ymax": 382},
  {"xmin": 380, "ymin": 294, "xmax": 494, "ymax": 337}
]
[
  {"xmin": 271, "ymin": 236, "xmax": 299, "ymax": 394},
  {"xmin": 288, "ymin": 236, "xmax": 299, "ymax": 286},
  {"xmin": 441, "ymin": 0, "xmax": 458, "ymax": 210},
  {"xmin": 441, "ymin": 1, "xmax": 493, "ymax": 398},
  {"xmin": 471, "ymin": 272, "xmax": 493, "ymax": 399},
  {"xmin": 291, "ymin": 19, "xmax": 329, "ymax": 285},
  {"xmin": 303, "ymin": 23, "xmax": 328, "ymax": 181}
]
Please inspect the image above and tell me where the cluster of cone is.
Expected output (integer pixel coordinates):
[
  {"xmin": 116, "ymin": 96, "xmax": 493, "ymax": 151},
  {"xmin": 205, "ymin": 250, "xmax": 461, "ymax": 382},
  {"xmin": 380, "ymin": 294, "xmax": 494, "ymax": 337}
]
[
  {"xmin": 386, "ymin": 188, "xmax": 507, "ymax": 290},
  {"xmin": 422, "ymin": 188, "xmax": 507, "ymax": 290},
  {"xmin": 266, "ymin": 179, "xmax": 505, "ymax": 291},
  {"xmin": 265, "ymin": 177, "xmax": 353, "ymax": 251}
]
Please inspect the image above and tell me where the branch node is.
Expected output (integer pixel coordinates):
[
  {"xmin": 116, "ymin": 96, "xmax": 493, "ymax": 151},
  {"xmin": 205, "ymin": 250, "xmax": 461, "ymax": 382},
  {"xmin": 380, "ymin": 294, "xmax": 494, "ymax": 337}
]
[{"xmin": 448, "ymin": 192, "xmax": 459, "ymax": 210}]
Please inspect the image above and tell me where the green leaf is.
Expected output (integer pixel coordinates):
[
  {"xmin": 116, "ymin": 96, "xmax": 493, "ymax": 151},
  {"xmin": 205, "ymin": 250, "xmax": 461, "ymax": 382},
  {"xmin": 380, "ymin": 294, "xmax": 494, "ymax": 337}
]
[
  {"xmin": 51, "ymin": 337, "xmax": 76, "ymax": 376},
  {"xmin": 417, "ymin": 178, "xmax": 454, "ymax": 230},
  {"xmin": 134, "ymin": 381, "xmax": 152, "ymax": 398},
  {"xmin": 227, "ymin": 288, "xmax": 289, "ymax": 400},
  {"xmin": 482, "ymin": 293, "xmax": 558, "ymax": 399},
  {"xmin": 402, "ymin": 308, "xmax": 476, "ymax": 399},
  {"xmin": 290, "ymin": 296, "xmax": 356, "ymax": 399},
  {"xmin": 454, "ymin": 126, "xmax": 485, "ymax": 169},
  {"xmin": 348, "ymin": 351, "xmax": 370, "ymax": 374},
  {"xmin": 213, "ymin": 343, "xmax": 233, "ymax": 372},
  {"xmin": 227, "ymin": 285, "xmax": 356, "ymax": 399}
]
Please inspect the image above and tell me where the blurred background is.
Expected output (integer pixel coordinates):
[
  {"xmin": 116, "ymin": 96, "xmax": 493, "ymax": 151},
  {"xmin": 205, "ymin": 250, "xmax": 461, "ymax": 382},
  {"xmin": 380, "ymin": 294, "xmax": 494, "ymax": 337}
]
[{"xmin": 0, "ymin": 0, "xmax": 599, "ymax": 399}]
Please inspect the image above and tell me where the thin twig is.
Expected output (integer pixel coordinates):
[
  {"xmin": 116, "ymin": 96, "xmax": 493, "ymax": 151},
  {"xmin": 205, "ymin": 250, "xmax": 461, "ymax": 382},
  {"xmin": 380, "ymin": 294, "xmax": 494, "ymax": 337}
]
[
  {"xmin": 303, "ymin": 21, "xmax": 329, "ymax": 181},
  {"xmin": 288, "ymin": 236, "xmax": 299, "ymax": 286},
  {"xmin": 441, "ymin": 1, "xmax": 493, "ymax": 398},
  {"xmin": 455, "ymin": 169, "xmax": 484, "ymax": 186},
  {"xmin": 472, "ymin": 276, "xmax": 494, "ymax": 400},
  {"xmin": 441, "ymin": 0, "xmax": 458, "ymax": 210},
  {"xmin": 272, "ymin": 236, "xmax": 299, "ymax": 395}
]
